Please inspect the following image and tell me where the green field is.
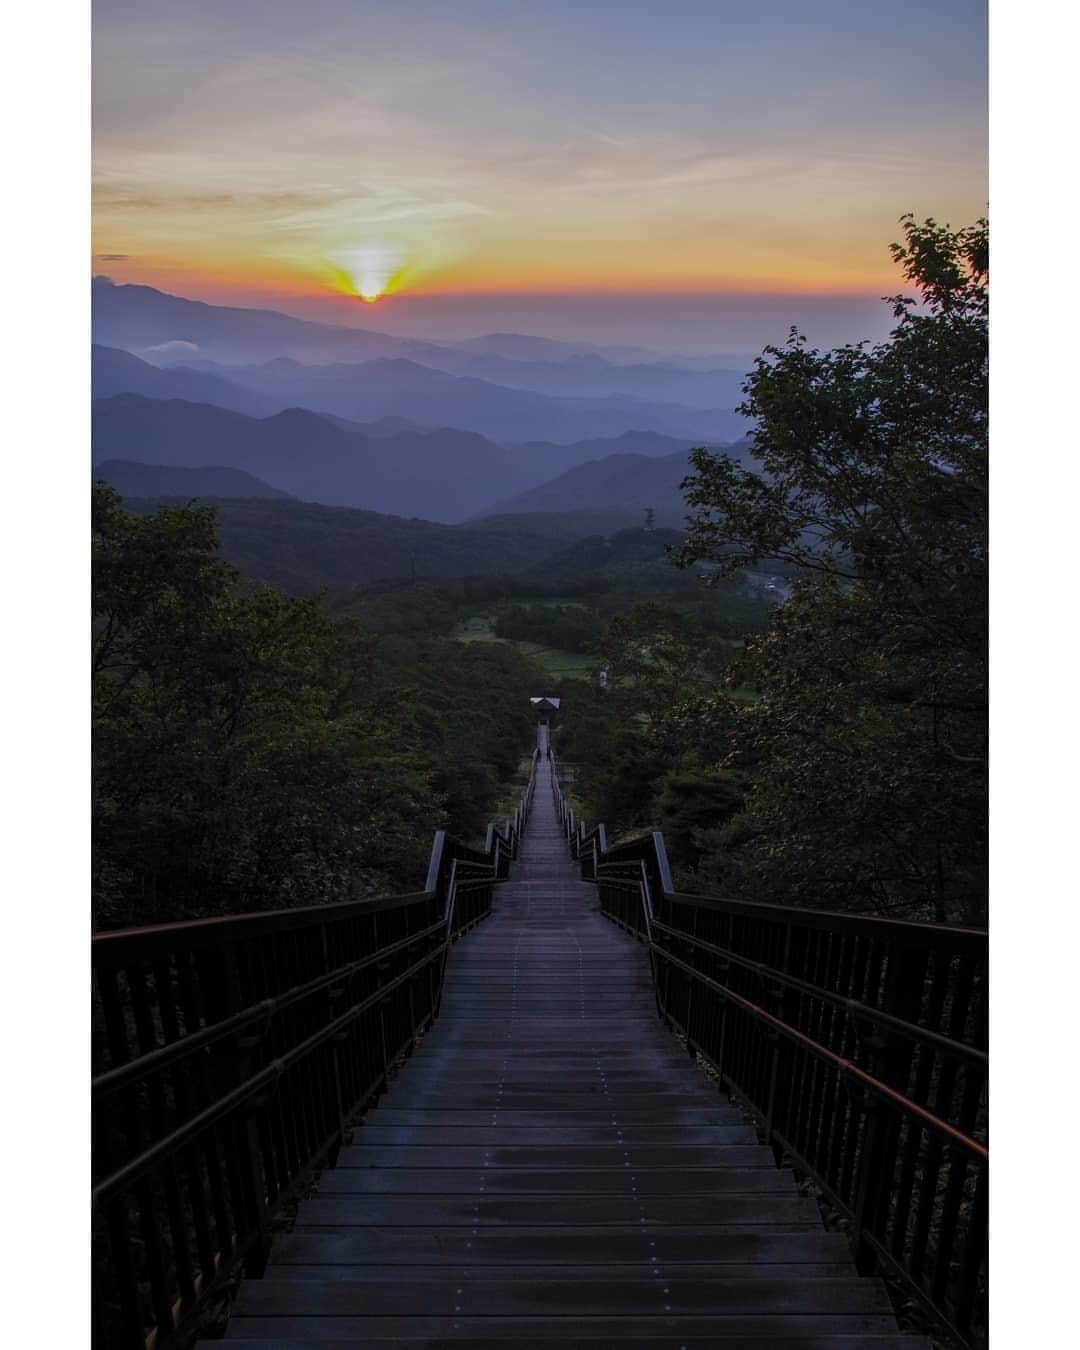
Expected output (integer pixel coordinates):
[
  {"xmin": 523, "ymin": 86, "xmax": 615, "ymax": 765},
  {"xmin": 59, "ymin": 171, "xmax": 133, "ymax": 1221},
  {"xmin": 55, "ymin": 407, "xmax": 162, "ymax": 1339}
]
[
  {"xmin": 514, "ymin": 644, "xmax": 597, "ymax": 678},
  {"xmin": 453, "ymin": 613, "xmax": 597, "ymax": 681}
]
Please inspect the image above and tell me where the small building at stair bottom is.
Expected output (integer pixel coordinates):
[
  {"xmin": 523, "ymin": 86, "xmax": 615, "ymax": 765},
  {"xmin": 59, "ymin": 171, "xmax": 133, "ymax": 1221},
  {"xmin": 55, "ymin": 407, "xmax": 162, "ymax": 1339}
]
[{"xmin": 529, "ymin": 696, "xmax": 561, "ymax": 726}]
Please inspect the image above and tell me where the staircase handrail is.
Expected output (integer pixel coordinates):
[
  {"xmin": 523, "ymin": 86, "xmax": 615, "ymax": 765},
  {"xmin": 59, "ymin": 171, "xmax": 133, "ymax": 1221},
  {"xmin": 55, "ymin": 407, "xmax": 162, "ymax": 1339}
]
[
  {"xmin": 92, "ymin": 744, "xmax": 539, "ymax": 1350},
  {"xmin": 579, "ymin": 820, "xmax": 988, "ymax": 1350}
]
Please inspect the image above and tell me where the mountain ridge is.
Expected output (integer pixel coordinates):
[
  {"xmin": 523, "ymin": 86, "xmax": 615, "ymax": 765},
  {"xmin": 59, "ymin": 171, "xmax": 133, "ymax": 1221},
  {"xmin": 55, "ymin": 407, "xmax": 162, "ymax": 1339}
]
[
  {"xmin": 95, "ymin": 459, "xmax": 293, "ymax": 500},
  {"xmin": 94, "ymin": 280, "xmax": 751, "ymax": 440}
]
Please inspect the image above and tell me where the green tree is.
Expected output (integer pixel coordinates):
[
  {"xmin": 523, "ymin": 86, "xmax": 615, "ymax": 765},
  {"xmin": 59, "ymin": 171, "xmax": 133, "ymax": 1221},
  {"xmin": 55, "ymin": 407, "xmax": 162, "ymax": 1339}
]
[
  {"xmin": 94, "ymin": 487, "xmax": 549, "ymax": 928},
  {"xmin": 674, "ymin": 216, "xmax": 988, "ymax": 922},
  {"xmin": 599, "ymin": 603, "xmax": 735, "ymax": 709}
]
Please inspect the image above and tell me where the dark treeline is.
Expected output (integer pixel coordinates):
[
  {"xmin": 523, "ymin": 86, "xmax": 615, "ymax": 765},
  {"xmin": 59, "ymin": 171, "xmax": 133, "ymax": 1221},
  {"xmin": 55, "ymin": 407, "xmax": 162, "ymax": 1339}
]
[
  {"xmin": 556, "ymin": 217, "xmax": 988, "ymax": 925},
  {"xmin": 92, "ymin": 486, "xmax": 544, "ymax": 931},
  {"xmin": 494, "ymin": 605, "xmax": 601, "ymax": 654},
  {"xmin": 333, "ymin": 563, "xmax": 770, "ymax": 645},
  {"xmin": 329, "ymin": 573, "xmax": 611, "ymax": 636}
]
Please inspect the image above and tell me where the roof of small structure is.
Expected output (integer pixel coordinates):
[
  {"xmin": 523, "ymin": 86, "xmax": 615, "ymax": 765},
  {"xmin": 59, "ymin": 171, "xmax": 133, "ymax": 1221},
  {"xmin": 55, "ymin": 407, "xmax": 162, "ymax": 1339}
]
[{"xmin": 529, "ymin": 696, "xmax": 562, "ymax": 709}]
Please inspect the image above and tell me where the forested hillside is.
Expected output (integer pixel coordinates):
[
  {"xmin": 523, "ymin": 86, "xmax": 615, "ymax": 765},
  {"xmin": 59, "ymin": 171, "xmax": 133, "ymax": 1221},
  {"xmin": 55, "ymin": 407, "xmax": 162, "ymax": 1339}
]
[
  {"xmin": 92, "ymin": 485, "xmax": 546, "ymax": 930},
  {"xmin": 554, "ymin": 217, "xmax": 988, "ymax": 925},
  {"xmin": 116, "ymin": 496, "xmax": 570, "ymax": 591}
]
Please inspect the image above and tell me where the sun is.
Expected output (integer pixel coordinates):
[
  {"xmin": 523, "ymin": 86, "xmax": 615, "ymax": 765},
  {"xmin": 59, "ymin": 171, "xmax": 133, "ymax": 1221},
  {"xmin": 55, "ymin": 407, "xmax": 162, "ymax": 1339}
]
[{"xmin": 337, "ymin": 245, "xmax": 405, "ymax": 304}]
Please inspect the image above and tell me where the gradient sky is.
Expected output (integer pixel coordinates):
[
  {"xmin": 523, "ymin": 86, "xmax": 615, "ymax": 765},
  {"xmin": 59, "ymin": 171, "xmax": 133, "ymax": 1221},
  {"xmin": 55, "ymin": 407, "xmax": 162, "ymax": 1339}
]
[{"xmin": 93, "ymin": 0, "xmax": 987, "ymax": 349}]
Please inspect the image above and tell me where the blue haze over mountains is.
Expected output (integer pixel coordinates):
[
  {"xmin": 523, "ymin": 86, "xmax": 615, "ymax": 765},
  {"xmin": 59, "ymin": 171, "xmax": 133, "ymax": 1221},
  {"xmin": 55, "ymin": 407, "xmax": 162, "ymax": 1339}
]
[{"xmin": 92, "ymin": 276, "xmax": 754, "ymax": 525}]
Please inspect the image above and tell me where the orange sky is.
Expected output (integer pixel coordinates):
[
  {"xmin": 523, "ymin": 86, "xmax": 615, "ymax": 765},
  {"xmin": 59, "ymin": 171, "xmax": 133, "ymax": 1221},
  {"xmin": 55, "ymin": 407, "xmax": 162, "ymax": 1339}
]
[{"xmin": 93, "ymin": 1, "xmax": 987, "ymax": 323}]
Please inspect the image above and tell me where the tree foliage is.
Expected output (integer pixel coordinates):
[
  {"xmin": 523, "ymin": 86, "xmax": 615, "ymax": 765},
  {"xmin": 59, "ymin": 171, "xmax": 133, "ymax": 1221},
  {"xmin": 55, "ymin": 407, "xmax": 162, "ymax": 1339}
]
[
  {"xmin": 555, "ymin": 606, "xmax": 742, "ymax": 842},
  {"xmin": 669, "ymin": 216, "xmax": 988, "ymax": 922},
  {"xmin": 93, "ymin": 486, "xmax": 541, "ymax": 929}
]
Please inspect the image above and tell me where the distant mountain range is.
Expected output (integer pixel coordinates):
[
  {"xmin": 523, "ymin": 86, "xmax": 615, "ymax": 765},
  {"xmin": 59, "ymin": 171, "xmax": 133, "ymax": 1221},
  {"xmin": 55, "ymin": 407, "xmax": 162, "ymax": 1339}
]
[
  {"xmin": 389, "ymin": 348, "xmax": 745, "ymax": 408},
  {"xmin": 93, "ymin": 344, "xmax": 279, "ymax": 417},
  {"xmin": 95, "ymin": 460, "xmax": 292, "ymax": 501},
  {"xmin": 91, "ymin": 279, "xmax": 761, "ymax": 559},
  {"xmin": 93, "ymin": 279, "xmax": 750, "ymax": 442},
  {"xmin": 93, "ymin": 275, "xmax": 750, "ymax": 371},
  {"xmin": 91, "ymin": 394, "xmax": 514, "ymax": 521},
  {"xmin": 159, "ymin": 354, "xmax": 743, "ymax": 445},
  {"xmin": 486, "ymin": 440, "xmax": 755, "ymax": 525},
  {"xmin": 93, "ymin": 277, "xmax": 404, "ymax": 366},
  {"xmin": 92, "ymin": 363, "xmax": 749, "ymax": 520}
]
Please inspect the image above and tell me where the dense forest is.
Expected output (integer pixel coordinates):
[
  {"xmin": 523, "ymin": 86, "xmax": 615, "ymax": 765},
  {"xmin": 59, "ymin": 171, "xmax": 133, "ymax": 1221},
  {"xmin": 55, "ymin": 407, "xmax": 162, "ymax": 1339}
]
[
  {"xmin": 555, "ymin": 217, "xmax": 988, "ymax": 926},
  {"xmin": 92, "ymin": 486, "xmax": 545, "ymax": 929}
]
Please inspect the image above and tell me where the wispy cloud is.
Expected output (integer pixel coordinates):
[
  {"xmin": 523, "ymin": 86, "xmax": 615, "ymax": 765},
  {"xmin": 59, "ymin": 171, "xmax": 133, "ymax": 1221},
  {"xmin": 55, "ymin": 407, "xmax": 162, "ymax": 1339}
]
[
  {"xmin": 144, "ymin": 339, "xmax": 200, "ymax": 356},
  {"xmin": 91, "ymin": 0, "xmax": 987, "ymax": 300}
]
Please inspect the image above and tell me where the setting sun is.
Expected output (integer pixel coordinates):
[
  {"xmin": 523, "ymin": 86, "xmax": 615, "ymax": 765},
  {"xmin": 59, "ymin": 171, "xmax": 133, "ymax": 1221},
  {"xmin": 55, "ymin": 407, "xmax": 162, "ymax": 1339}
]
[{"xmin": 335, "ymin": 245, "xmax": 406, "ymax": 304}]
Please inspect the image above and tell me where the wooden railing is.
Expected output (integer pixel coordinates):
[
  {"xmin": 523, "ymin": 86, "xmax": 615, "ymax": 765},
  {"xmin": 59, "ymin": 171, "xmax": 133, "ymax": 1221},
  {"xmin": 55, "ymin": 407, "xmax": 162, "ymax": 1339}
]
[
  {"xmin": 550, "ymin": 752, "xmax": 988, "ymax": 1350},
  {"xmin": 91, "ymin": 753, "xmax": 537, "ymax": 1350}
]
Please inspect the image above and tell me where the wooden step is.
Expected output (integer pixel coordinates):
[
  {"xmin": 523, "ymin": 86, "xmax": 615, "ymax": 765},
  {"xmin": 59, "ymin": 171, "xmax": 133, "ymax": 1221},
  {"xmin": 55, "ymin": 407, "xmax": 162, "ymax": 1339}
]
[
  {"xmin": 350, "ymin": 1124, "xmax": 758, "ymax": 1146},
  {"xmin": 232, "ymin": 1274, "xmax": 894, "ymax": 1317},
  {"xmin": 268, "ymin": 1229, "xmax": 855, "ymax": 1267},
  {"xmin": 296, "ymin": 1193, "xmax": 823, "ymax": 1225},
  {"xmin": 203, "ymin": 753, "xmax": 915, "ymax": 1350},
  {"xmin": 317, "ymin": 1167, "xmax": 797, "ymax": 1196},
  {"xmin": 336, "ymin": 1145, "xmax": 774, "ymax": 1168},
  {"xmin": 226, "ymin": 1337, "xmax": 929, "ymax": 1348},
  {"xmin": 225, "ymin": 1314, "xmax": 922, "ymax": 1343}
]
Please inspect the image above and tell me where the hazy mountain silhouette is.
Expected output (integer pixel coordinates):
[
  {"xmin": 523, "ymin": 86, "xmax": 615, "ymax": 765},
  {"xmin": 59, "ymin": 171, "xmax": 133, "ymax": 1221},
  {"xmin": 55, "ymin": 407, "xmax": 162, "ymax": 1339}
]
[
  {"xmin": 95, "ymin": 459, "xmax": 293, "ymax": 500},
  {"xmin": 175, "ymin": 355, "xmax": 746, "ymax": 444},
  {"xmin": 91, "ymin": 395, "xmax": 525, "ymax": 521},
  {"xmin": 92, "ymin": 395, "xmax": 376, "ymax": 505},
  {"xmin": 451, "ymin": 332, "xmax": 727, "ymax": 368},
  {"xmin": 94, "ymin": 280, "xmax": 749, "ymax": 440},
  {"xmin": 94, "ymin": 278, "xmax": 740, "ymax": 375},
  {"xmin": 93, "ymin": 345, "xmax": 279, "ymax": 416},
  {"xmin": 486, "ymin": 439, "xmax": 756, "ymax": 524},
  {"xmin": 388, "ymin": 344, "xmax": 746, "ymax": 407},
  {"xmin": 92, "ymin": 277, "xmax": 404, "ymax": 365},
  {"xmin": 507, "ymin": 429, "xmax": 714, "ymax": 474},
  {"xmin": 92, "ymin": 384, "xmax": 755, "ymax": 521}
]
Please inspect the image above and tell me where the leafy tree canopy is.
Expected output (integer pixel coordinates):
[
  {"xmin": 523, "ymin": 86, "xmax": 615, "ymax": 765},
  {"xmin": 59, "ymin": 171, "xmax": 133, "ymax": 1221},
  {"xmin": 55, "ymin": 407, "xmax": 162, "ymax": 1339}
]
[
  {"xmin": 93, "ymin": 485, "xmax": 542, "ymax": 929},
  {"xmin": 667, "ymin": 216, "xmax": 987, "ymax": 922}
]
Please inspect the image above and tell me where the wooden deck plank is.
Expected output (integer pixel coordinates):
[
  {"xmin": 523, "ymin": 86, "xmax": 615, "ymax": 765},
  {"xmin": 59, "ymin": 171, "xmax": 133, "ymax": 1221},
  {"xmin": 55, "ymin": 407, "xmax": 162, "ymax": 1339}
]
[
  {"xmin": 226, "ymin": 1314, "xmax": 917, "ymax": 1342},
  {"xmin": 234, "ymin": 1275, "xmax": 894, "ymax": 1316},
  {"xmin": 335, "ymin": 1145, "xmax": 775, "ymax": 1168},
  {"xmin": 296, "ymin": 1194, "xmax": 823, "ymax": 1226},
  {"xmin": 349, "ymin": 1125, "xmax": 758, "ymax": 1145},
  {"xmin": 267, "ymin": 1228, "xmax": 857, "ymax": 1266},
  {"xmin": 225, "ymin": 1339, "xmax": 929, "ymax": 1349},
  {"xmin": 317, "ymin": 1167, "xmax": 797, "ymax": 1195},
  {"xmin": 216, "ymin": 736, "xmax": 921, "ymax": 1347}
]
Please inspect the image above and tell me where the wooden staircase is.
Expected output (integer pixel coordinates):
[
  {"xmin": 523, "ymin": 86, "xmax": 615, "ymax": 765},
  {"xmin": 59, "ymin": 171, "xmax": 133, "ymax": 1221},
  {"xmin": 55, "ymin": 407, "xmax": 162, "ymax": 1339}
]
[{"xmin": 221, "ymin": 734, "xmax": 927, "ymax": 1346}]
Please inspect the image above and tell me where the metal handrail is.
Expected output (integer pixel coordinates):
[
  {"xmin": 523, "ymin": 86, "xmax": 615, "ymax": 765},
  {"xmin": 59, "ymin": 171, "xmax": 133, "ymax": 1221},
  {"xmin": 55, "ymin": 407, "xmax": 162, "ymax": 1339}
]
[
  {"xmin": 577, "ymin": 818, "xmax": 988, "ymax": 1350},
  {"xmin": 92, "ymin": 751, "xmax": 539, "ymax": 1350}
]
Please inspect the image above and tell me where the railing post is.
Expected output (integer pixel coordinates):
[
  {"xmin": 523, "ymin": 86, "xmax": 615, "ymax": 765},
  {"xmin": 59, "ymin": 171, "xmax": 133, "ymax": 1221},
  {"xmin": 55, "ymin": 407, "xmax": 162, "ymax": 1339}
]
[
  {"xmin": 425, "ymin": 830, "xmax": 447, "ymax": 898},
  {"xmin": 849, "ymin": 944, "xmax": 925, "ymax": 1274},
  {"xmin": 321, "ymin": 920, "xmax": 348, "ymax": 1169},
  {"xmin": 227, "ymin": 1056, "xmax": 272, "ymax": 1278}
]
